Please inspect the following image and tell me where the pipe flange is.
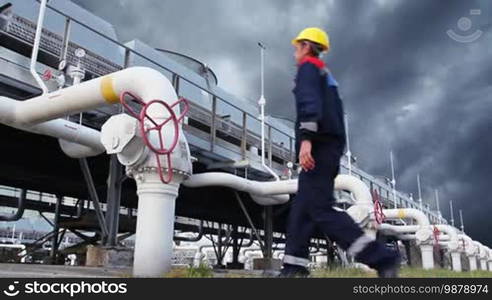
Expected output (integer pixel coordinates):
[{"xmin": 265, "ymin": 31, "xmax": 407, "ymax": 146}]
[
  {"xmin": 415, "ymin": 226, "xmax": 433, "ymax": 245},
  {"xmin": 128, "ymin": 166, "xmax": 191, "ymax": 180}
]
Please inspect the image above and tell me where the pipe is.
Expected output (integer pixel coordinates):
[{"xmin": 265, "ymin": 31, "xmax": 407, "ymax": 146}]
[
  {"xmin": 0, "ymin": 97, "xmax": 105, "ymax": 157},
  {"xmin": 257, "ymin": 43, "xmax": 279, "ymax": 181},
  {"xmin": 30, "ymin": 0, "xmax": 49, "ymax": 94},
  {"xmin": 474, "ymin": 242, "xmax": 488, "ymax": 271},
  {"xmin": 183, "ymin": 173, "xmax": 372, "ymax": 206},
  {"xmin": 0, "ymin": 189, "xmax": 26, "ymax": 221},
  {"xmin": 133, "ymin": 178, "xmax": 180, "ymax": 276},
  {"xmin": 383, "ymin": 209, "xmax": 430, "ymax": 227},
  {"xmin": 4, "ymin": 67, "xmax": 174, "ymax": 125},
  {"xmin": 488, "ymin": 249, "xmax": 492, "ymax": 272}
]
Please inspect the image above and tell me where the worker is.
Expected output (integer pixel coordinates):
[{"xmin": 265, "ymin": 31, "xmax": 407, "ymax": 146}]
[{"xmin": 279, "ymin": 27, "xmax": 400, "ymax": 277}]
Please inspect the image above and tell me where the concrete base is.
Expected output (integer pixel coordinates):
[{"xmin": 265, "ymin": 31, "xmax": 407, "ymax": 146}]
[
  {"xmin": 86, "ymin": 246, "xmax": 133, "ymax": 268},
  {"xmin": 252, "ymin": 258, "xmax": 282, "ymax": 270}
]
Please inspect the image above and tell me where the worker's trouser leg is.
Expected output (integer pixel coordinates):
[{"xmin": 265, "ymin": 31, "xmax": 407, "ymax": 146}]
[{"xmin": 283, "ymin": 142, "xmax": 396, "ymax": 270}]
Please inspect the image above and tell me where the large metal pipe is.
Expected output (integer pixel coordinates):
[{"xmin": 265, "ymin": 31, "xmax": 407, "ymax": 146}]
[
  {"xmin": 382, "ymin": 208, "xmax": 430, "ymax": 227},
  {"xmin": 183, "ymin": 173, "xmax": 372, "ymax": 206},
  {"xmin": 0, "ymin": 67, "xmax": 175, "ymax": 158}
]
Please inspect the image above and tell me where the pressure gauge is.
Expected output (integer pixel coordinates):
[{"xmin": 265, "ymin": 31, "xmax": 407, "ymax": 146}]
[
  {"xmin": 58, "ymin": 60, "xmax": 66, "ymax": 71},
  {"xmin": 74, "ymin": 48, "xmax": 86, "ymax": 59}
]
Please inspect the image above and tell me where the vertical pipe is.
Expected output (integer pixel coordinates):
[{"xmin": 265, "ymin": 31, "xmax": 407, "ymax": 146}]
[
  {"xmin": 459, "ymin": 209, "xmax": 465, "ymax": 233},
  {"xmin": 241, "ymin": 112, "xmax": 247, "ymax": 160},
  {"xmin": 30, "ymin": 0, "xmax": 49, "ymax": 94},
  {"xmin": 59, "ymin": 18, "xmax": 71, "ymax": 63},
  {"xmin": 417, "ymin": 174, "xmax": 423, "ymax": 211},
  {"xmin": 268, "ymin": 125, "xmax": 272, "ymax": 167},
  {"xmin": 435, "ymin": 189, "xmax": 441, "ymax": 221},
  {"xmin": 468, "ymin": 256, "xmax": 477, "ymax": 271},
  {"xmin": 210, "ymin": 96, "xmax": 217, "ymax": 152},
  {"xmin": 420, "ymin": 244, "xmax": 434, "ymax": 269},
  {"xmin": 133, "ymin": 177, "xmax": 180, "ymax": 277},
  {"xmin": 449, "ymin": 200, "xmax": 455, "ymax": 227},
  {"xmin": 390, "ymin": 150, "xmax": 397, "ymax": 208},
  {"xmin": 451, "ymin": 251, "xmax": 462, "ymax": 272},
  {"xmin": 344, "ymin": 113, "xmax": 352, "ymax": 175}
]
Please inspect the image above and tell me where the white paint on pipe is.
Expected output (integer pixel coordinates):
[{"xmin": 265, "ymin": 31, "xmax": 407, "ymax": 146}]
[
  {"xmin": 469, "ymin": 256, "xmax": 478, "ymax": 271},
  {"xmin": 13, "ymin": 67, "xmax": 176, "ymax": 125},
  {"xmin": 183, "ymin": 173, "xmax": 372, "ymax": 206},
  {"xmin": 451, "ymin": 251, "xmax": 462, "ymax": 272},
  {"xmin": 420, "ymin": 244, "xmax": 434, "ymax": 270},
  {"xmin": 132, "ymin": 174, "xmax": 181, "ymax": 277},
  {"xmin": 1, "ymin": 69, "xmax": 173, "ymax": 157},
  {"xmin": 383, "ymin": 208, "xmax": 430, "ymax": 227}
]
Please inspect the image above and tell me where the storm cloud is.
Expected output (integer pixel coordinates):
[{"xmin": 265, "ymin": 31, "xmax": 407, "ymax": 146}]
[{"xmin": 73, "ymin": 0, "xmax": 492, "ymax": 246}]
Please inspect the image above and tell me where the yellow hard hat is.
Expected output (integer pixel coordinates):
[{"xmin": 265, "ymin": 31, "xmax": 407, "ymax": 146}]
[{"xmin": 292, "ymin": 27, "xmax": 330, "ymax": 51}]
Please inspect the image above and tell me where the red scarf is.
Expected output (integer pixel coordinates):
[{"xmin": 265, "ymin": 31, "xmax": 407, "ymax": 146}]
[{"xmin": 298, "ymin": 56, "xmax": 325, "ymax": 69}]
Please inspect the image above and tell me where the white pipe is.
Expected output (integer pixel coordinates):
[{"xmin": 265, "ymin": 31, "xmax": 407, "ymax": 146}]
[
  {"xmin": 420, "ymin": 244, "xmax": 434, "ymax": 270},
  {"xmin": 10, "ymin": 67, "xmax": 175, "ymax": 125},
  {"xmin": 0, "ymin": 67, "xmax": 175, "ymax": 156},
  {"xmin": 382, "ymin": 208, "xmax": 430, "ymax": 227},
  {"xmin": 30, "ymin": 0, "xmax": 49, "ymax": 94},
  {"xmin": 475, "ymin": 242, "xmax": 488, "ymax": 271},
  {"xmin": 488, "ymin": 249, "xmax": 492, "ymax": 271},
  {"xmin": 379, "ymin": 224, "xmax": 419, "ymax": 234},
  {"xmin": 183, "ymin": 173, "xmax": 372, "ymax": 206},
  {"xmin": 0, "ymin": 96, "xmax": 104, "ymax": 157},
  {"xmin": 132, "ymin": 176, "xmax": 180, "ymax": 277},
  {"xmin": 257, "ymin": 43, "xmax": 278, "ymax": 181}
]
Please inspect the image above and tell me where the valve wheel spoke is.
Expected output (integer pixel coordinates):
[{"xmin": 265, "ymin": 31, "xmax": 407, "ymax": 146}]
[{"xmin": 119, "ymin": 92, "xmax": 190, "ymax": 184}]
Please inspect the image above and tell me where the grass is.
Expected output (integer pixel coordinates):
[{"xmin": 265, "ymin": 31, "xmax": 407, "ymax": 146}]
[
  {"xmin": 164, "ymin": 264, "xmax": 214, "ymax": 278},
  {"xmin": 312, "ymin": 267, "xmax": 492, "ymax": 278},
  {"xmin": 162, "ymin": 266, "xmax": 492, "ymax": 278}
]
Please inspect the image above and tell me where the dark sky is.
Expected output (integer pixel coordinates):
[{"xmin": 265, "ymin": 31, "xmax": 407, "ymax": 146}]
[{"xmin": 72, "ymin": 0, "xmax": 492, "ymax": 246}]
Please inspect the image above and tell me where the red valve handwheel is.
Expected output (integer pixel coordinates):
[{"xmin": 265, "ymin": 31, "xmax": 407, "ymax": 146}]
[
  {"xmin": 372, "ymin": 189, "xmax": 385, "ymax": 225},
  {"xmin": 120, "ymin": 91, "xmax": 190, "ymax": 184},
  {"xmin": 432, "ymin": 226, "xmax": 441, "ymax": 251}
]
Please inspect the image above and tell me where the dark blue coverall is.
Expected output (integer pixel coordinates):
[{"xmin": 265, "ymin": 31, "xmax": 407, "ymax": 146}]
[{"xmin": 282, "ymin": 56, "xmax": 398, "ymax": 272}]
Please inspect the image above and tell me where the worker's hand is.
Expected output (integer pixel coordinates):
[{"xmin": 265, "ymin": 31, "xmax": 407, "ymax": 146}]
[{"xmin": 299, "ymin": 140, "xmax": 315, "ymax": 171}]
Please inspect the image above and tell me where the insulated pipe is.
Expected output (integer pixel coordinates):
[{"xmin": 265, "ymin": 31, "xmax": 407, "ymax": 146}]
[
  {"xmin": 382, "ymin": 209, "xmax": 430, "ymax": 227},
  {"xmin": 9, "ymin": 67, "xmax": 176, "ymax": 125},
  {"xmin": 434, "ymin": 224, "xmax": 461, "ymax": 272},
  {"xmin": 132, "ymin": 176, "xmax": 181, "ymax": 276},
  {"xmin": 183, "ymin": 173, "xmax": 372, "ymax": 206},
  {"xmin": 0, "ymin": 97, "xmax": 104, "ymax": 157},
  {"xmin": 488, "ymin": 249, "xmax": 492, "ymax": 271},
  {"xmin": 381, "ymin": 209, "xmax": 434, "ymax": 269},
  {"xmin": 475, "ymin": 242, "xmax": 488, "ymax": 271}
]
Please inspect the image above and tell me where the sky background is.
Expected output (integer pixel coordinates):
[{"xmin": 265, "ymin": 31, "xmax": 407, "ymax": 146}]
[{"xmin": 72, "ymin": 0, "xmax": 492, "ymax": 246}]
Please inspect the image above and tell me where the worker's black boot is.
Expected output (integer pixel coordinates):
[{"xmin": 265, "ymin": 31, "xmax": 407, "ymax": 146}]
[
  {"xmin": 277, "ymin": 263, "xmax": 310, "ymax": 278},
  {"xmin": 354, "ymin": 241, "xmax": 400, "ymax": 278},
  {"xmin": 375, "ymin": 255, "xmax": 400, "ymax": 278}
]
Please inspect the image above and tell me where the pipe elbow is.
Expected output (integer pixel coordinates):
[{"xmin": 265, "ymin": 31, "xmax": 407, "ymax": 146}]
[{"xmin": 334, "ymin": 174, "xmax": 372, "ymax": 206}]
